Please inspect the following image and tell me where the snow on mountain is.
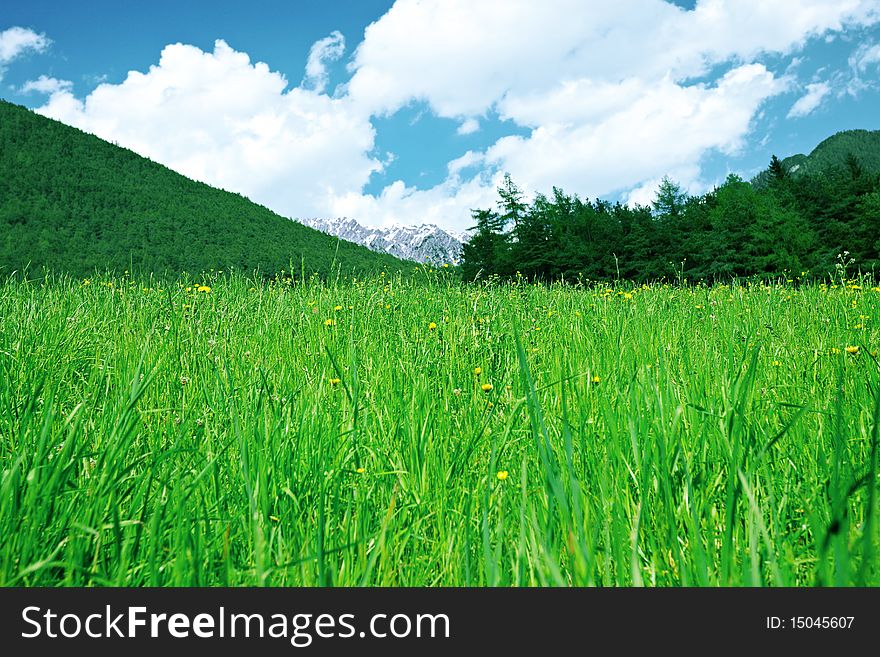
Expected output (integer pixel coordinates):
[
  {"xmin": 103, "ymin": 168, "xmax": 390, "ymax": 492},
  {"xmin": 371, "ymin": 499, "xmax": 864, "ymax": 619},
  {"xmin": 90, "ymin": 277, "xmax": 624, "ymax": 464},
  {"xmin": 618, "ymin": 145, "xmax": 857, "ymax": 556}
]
[{"xmin": 297, "ymin": 217, "xmax": 466, "ymax": 266}]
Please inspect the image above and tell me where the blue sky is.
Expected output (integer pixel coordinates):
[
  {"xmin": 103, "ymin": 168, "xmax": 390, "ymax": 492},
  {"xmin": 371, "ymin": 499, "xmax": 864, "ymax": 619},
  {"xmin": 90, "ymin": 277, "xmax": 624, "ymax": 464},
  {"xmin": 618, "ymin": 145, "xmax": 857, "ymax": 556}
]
[{"xmin": 2, "ymin": 0, "xmax": 879, "ymax": 231}]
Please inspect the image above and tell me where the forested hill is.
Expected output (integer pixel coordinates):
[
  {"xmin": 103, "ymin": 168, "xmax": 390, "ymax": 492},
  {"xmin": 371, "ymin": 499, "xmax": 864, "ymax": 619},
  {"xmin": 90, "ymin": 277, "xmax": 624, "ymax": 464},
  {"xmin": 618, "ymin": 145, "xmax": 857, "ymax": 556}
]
[
  {"xmin": 0, "ymin": 100, "xmax": 405, "ymax": 278},
  {"xmin": 752, "ymin": 129, "xmax": 880, "ymax": 188}
]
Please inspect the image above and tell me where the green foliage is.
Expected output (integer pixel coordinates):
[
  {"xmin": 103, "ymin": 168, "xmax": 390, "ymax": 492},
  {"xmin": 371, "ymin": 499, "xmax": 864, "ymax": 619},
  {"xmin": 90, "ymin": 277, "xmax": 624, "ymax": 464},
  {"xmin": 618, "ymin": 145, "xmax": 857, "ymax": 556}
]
[
  {"xmin": 0, "ymin": 100, "xmax": 405, "ymax": 278},
  {"xmin": 462, "ymin": 133, "xmax": 880, "ymax": 282},
  {"xmin": 753, "ymin": 129, "xmax": 880, "ymax": 188},
  {"xmin": 652, "ymin": 175, "xmax": 687, "ymax": 219},
  {"xmin": 788, "ymin": 129, "xmax": 880, "ymax": 178},
  {"xmin": 1, "ymin": 272, "xmax": 878, "ymax": 585}
]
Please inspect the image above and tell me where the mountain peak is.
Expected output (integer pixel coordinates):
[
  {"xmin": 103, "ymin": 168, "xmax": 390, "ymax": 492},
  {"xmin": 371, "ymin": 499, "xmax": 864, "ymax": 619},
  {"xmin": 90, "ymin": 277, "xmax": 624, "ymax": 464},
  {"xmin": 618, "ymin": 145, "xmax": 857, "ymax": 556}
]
[{"xmin": 297, "ymin": 217, "xmax": 466, "ymax": 266}]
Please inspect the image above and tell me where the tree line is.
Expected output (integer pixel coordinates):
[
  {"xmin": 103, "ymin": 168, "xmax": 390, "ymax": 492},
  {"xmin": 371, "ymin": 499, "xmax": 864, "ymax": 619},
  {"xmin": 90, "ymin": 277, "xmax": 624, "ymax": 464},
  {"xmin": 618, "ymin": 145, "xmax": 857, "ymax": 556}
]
[{"xmin": 460, "ymin": 157, "xmax": 880, "ymax": 282}]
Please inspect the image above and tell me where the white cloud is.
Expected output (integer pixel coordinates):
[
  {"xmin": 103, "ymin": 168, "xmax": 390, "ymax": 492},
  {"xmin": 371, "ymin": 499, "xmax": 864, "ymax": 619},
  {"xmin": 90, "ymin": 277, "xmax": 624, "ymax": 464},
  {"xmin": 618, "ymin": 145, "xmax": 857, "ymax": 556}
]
[
  {"xmin": 787, "ymin": 81, "xmax": 832, "ymax": 118},
  {"xmin": 0, "ymin": 26, "xmax": 49, "ymax": 63},
  {"xmin": 485, "ymin": 64, "xmax": 786, "ymax": 200},
  {"xmin": 456, "ymin": 117, "xmax": 479, "ymax": 135},
  {"xmin": 347, "ymin": 0, "xmax": 879, "ymax": 119},
  {"xmin": 19, "ymin": 74, "xmax": 72, "ymax": 95},
  {"xmin": 36, "ymin": 40, "xmax": 381, "ymax": 221},
  {"xmin": 23, "ymin": 1, "xmax": 880, "ymax": 233},
  {"xmin": 447, "ymin": 150, "xmax": 482, "ymax": 175},
  {"xmin": 328, "ymin": 174, "xmax": 498, "ymax": 230},
  {"xmin": 303, "ymin": 30, "xmax": 345, "ymax": 94},
  {"xmin": 341, "ymin": 0, "xmax": 878, "ymax": 229},
  {"xmin": 0, "ymin": 26, "xmax": 50, "ymax": 81},
  {"xmin": 850, "ymin": 41, "xmax": 880, "ymax": 71}
]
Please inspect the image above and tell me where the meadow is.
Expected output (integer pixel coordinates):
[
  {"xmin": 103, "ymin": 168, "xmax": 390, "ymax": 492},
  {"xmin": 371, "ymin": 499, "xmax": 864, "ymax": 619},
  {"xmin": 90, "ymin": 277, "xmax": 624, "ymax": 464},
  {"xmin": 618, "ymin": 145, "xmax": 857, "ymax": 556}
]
[{"xmin": 1, "ymin": 269, "xmax": 879, "ymax": 586}]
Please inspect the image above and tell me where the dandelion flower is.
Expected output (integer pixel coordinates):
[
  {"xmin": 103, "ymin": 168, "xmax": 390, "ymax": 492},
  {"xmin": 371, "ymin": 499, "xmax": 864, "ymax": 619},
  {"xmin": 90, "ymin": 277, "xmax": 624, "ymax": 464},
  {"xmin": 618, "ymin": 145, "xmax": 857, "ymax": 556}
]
[
  {"xmin": 428, "ymin": 322, "xmax": 437, "ymax": 330},
  {"xmin": 496, "ymin": 470, "xmax": 509, "ymax": 481},
  {"xmin": 481, "ymin": 383, "xmax": 493, "ymax": 392},
  {"xmin": 592, "ymin": 375, "xmax": 601, "ymax": 384},
  {"xmin": 845, "ymin": 345, "xmax": 860, "ymax": 354},
  {"xmin": 324, "ymin": 318, "xmax": 335, "ymax": 326},
  {"xmin": 329, "ymin": 377, "xmax": 341, "ymax": 386},
  {"xmin": 356, "ymin": 467, "xmax": 365, "ymax": 474},
  {"xmin": 197, "ymin": 285, "xmax": 212, "ymax": 293},
  {"xmin": 474, "ymin": 367, "xmax": 482, "ymax": 375},
  {"xmin": 334, "ymin": 305, "xmax": 343, "ymax": 311}
]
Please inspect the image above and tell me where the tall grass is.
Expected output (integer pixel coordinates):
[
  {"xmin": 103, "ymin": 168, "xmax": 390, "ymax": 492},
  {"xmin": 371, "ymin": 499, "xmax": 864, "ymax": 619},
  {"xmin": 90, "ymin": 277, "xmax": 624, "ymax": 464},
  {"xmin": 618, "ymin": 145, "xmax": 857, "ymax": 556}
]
[{"xmin": 0, "ymin": 270, "xmax": 878, "ymax": 586}]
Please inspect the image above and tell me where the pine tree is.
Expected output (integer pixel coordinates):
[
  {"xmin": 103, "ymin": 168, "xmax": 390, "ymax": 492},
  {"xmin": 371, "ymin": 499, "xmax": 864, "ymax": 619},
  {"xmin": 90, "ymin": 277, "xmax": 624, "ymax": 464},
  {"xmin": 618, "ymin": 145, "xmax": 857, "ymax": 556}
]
[
  {"xmin": 496, "ymin": 173, "xmax": 527, "ymax": 229},
  {"xmin": 768, "ymin": 155, "xmax": 787, "ymax": 182},
  {"xmin": 652, "ymin": 176, "xmax": 687, "ymax": 219},
  {"xmin": 460, "ymin": 208, "xmax": 506, "ymax": 280}
]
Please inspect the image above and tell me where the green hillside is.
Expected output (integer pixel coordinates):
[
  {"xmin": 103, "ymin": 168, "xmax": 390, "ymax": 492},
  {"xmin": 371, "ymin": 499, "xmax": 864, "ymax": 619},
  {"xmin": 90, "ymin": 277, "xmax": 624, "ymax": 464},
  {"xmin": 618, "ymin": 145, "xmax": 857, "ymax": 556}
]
[
  {"xmin": 753, "ymin": 129, "xmax": 880, "ymax": 187},
  {"xmin": 0, "ymin": 100, "xmax": 405, "ymax": 278}
]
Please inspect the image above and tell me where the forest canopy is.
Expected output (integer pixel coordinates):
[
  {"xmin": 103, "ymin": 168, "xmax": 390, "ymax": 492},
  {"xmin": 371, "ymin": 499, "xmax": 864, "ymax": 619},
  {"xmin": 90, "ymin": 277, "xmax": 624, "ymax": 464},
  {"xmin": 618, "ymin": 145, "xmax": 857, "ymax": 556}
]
[
  {"xmin": 0, "ymin": 100, "xmax": 404, "ymax": 278},
  {"xmin": 461, "ymin": 131, "xmax": 880, "ymax": 283}
]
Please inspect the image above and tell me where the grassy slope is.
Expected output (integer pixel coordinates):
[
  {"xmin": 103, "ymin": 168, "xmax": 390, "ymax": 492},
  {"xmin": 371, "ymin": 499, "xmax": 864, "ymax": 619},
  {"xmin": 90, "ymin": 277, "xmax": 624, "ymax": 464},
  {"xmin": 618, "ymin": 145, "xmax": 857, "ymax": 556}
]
[
  {"xmin": 1, "ymin": 272, "xmax": 878, "ymax": 586},
  {"xmin": 0, "ymin": 100, "xmax": 406, "ymax": 277}
]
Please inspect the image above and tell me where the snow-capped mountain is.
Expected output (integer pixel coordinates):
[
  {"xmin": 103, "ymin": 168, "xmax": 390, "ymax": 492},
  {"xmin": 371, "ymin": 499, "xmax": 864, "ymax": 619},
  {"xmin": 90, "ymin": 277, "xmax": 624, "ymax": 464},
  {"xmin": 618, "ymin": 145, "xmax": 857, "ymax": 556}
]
[{"xmin": 297, "ymin": 217, "xmax": 467, "ymax": 266}]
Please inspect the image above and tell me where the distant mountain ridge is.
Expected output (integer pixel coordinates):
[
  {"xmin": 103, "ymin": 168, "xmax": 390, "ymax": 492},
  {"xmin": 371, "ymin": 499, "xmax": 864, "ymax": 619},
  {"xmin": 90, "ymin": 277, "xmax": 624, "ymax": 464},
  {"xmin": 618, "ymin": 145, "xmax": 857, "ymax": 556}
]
[
  {"xmin": 0, "ymin": 100, "xmax": 405, "ymax": 277},
  {"xmin": 298, "ymin": 217, "xmax": 466, "ymax": 266}
]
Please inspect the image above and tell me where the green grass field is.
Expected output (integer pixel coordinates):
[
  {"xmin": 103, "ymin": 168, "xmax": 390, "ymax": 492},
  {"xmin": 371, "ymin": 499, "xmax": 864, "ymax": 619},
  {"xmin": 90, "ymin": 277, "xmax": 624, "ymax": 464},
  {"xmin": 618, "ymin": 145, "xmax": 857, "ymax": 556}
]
[{"xmin": 1, "ymin": 270, "xmax": 879, "ymax": 586}]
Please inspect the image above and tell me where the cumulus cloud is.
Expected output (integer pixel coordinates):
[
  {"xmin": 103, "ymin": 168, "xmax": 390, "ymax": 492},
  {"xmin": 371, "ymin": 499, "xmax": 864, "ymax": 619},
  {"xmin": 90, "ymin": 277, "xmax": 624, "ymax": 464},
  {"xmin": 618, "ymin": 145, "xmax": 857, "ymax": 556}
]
[
  {"xmin": 36, "ymin": 40, "xmax": 381, "ymax": 220},
  {"xmin": 484, "ymin": 64, "xmax": 786, "ymax": 199},
  {"xmin": 303, "ymin": 30, "xmax": 345, "ymax": 94},
  {"xmin": 328, "ymin": 174, "xmax": 498, "ymax": 231},
  {"xmin": 19, "ymin": 74, "xmax": 72, "ymax": 95},
  {"xmin": 340, "ymin": 0, "xmax": 877, "ymax": 228},
  {"xmin": 787, "ymin": 81, "xmax": 832, "ymax": 118},
  {"xmin": 0, "ymin": 26, "xmax": 49, "ymax": 62},
  {"xmin": 347, "ymin": 0, "xmax": 878, "ymax": 118},
  {"xmin": 0, "ymin": 26, "xmax": 50, "ymax": 80},
  {"xmin": 24, "ymin": 1, "xmax": 880, "ymax": 232}
]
